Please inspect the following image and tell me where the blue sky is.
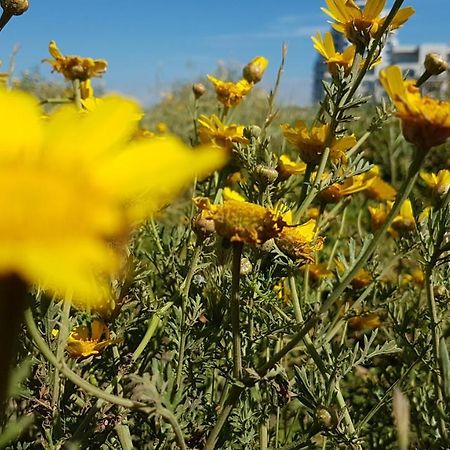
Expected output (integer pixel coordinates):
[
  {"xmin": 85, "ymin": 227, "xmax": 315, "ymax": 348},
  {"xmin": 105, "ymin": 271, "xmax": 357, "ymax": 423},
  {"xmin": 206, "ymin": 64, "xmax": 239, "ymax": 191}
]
[{"xmin": 2, "ymin": 0, "xmax": 449, "ymax": 105}]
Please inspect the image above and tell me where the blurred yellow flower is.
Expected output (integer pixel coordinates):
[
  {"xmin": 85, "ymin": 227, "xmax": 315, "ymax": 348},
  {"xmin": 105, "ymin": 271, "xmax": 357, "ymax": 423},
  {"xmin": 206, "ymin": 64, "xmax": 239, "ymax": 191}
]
[
  {"xmin": 194, "ymin": 197, "xmax": 285, "ymax": 245},
  {"xmin": 363, "ymin": 166, "xmax": 396, "ymax": 201},
  {"xmin": 319, "ymin": 172, "xmax": 373, "ymax": 203},
  {"xmin": 277, "ymin": 154, "xmax": 307, "ymax": 179},
  {"xmin": 401, "ymin": 268, "xmax": 424, "ymax": 287},
  {"xmin": 380, "ymin": 66, "xmax": 450, "ymax": 150},
  {"xmin": 44, "ymin": 40, "xmax": 108, "ymax": 81},
  {"xmin": 198, "ymin": 114, "xmax": 249, "ymax": 151},
  {"xmin": 368, "ymin": 202, "xmax": 390, "ymax": 230},
  {"xmin": 312, "ymin": 31, "xmax": 356, "ymax": 76},
  {"xmin": 275, "ymin": 212, "xmax": 323, "ymax": 264},
  {"xmin": 348, "ymin": 313, "xmax": 381, "ymax": 332},
  {"xmin": 322, "ymin": 0, "xmax": 414, "ymax": 45},
  {"xmin": 281, "ymin": 121, "xmax": 356, "ymax": 165},
  {"xmin": 207, "ymin": 75, "xmax": 252, "ymax": 108},
  {"xmin": 420, "ymin": 169, "xmax": 450, "ymax": 196},
  {"xmin": 222, "ymin": 187, "xmax": 246, "ymax": 202},
  {"xmin": 0, "ymin": 91, "xmax": 226, "ymax": 310},
  {"xmin": 243, "ymin": 56, "xmax": 269, "ymax": 84},
  {"xmin": 67, "ymin": 319, "xmax": 115, "ymax": 358},
  {"xmin": 304, "ymin": 263, "xmax": 333, "ymax": 283}
]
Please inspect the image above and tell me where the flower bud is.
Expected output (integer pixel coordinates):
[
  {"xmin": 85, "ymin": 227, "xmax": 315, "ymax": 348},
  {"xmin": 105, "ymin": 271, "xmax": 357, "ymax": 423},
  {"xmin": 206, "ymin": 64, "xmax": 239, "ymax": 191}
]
[
  {"xmin": 192, "ymin": 82, "xmax": 206, "ymax": 99},
  {"xmin": 314, "ymin": 406, "xmax": 338, "ymax": 430},
  {"xmin": 1, "ymin": 0, "xmax": 29, "ymax": 15},
  {"xmin": 424, "ymin": 53, "xmax": 449, "ymax": 76},
  {"xmin": 255, "ymin": 164, "xmax": 278, "ymax": 184},
  {"xmin": 240, "ymin": 257, "xmax": 253, "ymax": 276},
  {"xmin": 192, "ymin": 213, "xmax": 215, "ymax": 239},
  {"xmin": 243, "ymin": 56, "xmax": 268, "ymax": 84}
]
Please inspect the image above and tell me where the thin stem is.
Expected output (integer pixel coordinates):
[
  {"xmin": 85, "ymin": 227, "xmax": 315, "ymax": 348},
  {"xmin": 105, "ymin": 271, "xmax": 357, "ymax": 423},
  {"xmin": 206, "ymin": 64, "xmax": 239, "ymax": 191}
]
[
  {"xmin": 231, "ymin": 243, "xmax": 243, "ymax": 379},
  {"xmin": 175, "ymin": 242, "xmax": 203, "ymax": 388},
  {"xmin": 298, "ymin": 163, "xmax": 315, "ymax": 208},
  {"xmin": 25, "ymin": 307, "xmax": 187, "ymax": 449},
  {"xmin": 51, "ymin": 298, "xmax": 71, "ymax": 410},
  {"xmin": 295, "ymin": 147, "xmax": 330, "ymax": 221},
  {"xmin": 72, "ymin": 79, "xmax": 82, "ymax": 110},
  {"xmin": 424, "ymin": 267, "xmax": 448, "ymax": 439}
]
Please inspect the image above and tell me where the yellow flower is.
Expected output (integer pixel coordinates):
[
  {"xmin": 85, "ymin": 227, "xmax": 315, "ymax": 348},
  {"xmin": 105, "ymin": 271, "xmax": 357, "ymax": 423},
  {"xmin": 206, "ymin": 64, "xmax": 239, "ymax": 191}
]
[
  {"xmin": 198, "ymin": 114, "xmax": 249, "ymax": 151},
  {"xmin": 312, "ymin": 31, "xmax": 356, "ymax": 76},
  {"xmin": 363, "ymin": 166, "xmax": 396, "ymax": 201},
  {"xmin": 348, "ymin": 313, "xmax": 381, "ymax": 332},
  {"xmin": 420, "ymin": 169, "xmax": 450, "ymax": 196},
  {"xmin": 322, "ymin": 0, "xmax": 414, "ymax": 45},
  {"xmin": 335, "ymin": 260, "xmax": 372, "ymax": 290},
  {"xmin": 275, "ymin": 213, "xmax": 323, "ymax": 265},
  {"xmin": 0, "ymin": 91, "xmax": 226, "ymax": 310},
  {"xmin": 380, "ymin": 66, "xmax": 450, "ymax": 150},
  {"xmin": 67, "ymin": 319, "xmax": 115, "ymax": 358},
  {"xmin": 243, "ymin": 56, "xmax": 269, "ymax": 84},
  {"xmin": 194, "ymin": 197, "xmax": 285, "ymax": 245},
  {"xmin": 207, "ymin": 75, "xmax": 252, "ymax": 108},
  {"xmin": 369, "ymin": 200, "xmax": 419, "ymax": 237},
  {"xmin": 277, "ymin": 154, "xmax": 307, "ymax": 180},
  {"xmin": 368, "ymin": 202, "xmax": 390, "ymax": 230},
  {"xmin": 222, "ymin": 187, "xmax": 246, "ymax": 202},
  {"xmin": 281, "ymin": 121, "xmax": 356, "ymax": 165},
  {"xmin": 304, "ymin": 263, "xmax": 333, "ymax": 283},
  {"xmin": 319, "ymin": 172, "xmax": 374, "ymax": 203},
  {"xmin": 44, "ymin": 40, "xmax": 108, "ymax": 81},
  {"xmin": 401, "ymin": 268, "xmax": 424, "ymax": 287}
]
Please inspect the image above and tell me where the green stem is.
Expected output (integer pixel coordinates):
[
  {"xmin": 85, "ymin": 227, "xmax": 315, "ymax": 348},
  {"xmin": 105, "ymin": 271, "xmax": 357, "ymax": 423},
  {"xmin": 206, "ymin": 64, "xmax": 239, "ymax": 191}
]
[
  {"xmin": 72, "ymin": 79, "xmax": 82, "ymax": 110},
  {"xmin": 424, "ymin": 267, "xmax": 448, "ymax": 440},
  {"xmin": 175, "ymin": 242, "xmax": 203, "ymax": 389},
  {"xmin": 295, "ymin": 147, "xmax": 330, "ymax": 221},
  {"xmin": 25, "ymin": 307, "xmax": 187, "ymax": 449},
  {"xmin": 132, "ymin": 302, "xmax": 173, "ymax": 361},
  {"xmin": 231, "ymin": 243, "xmax": 243, "ymax": 380},
  {"xmin": 51, "ymin": 298, "xmax": 71, "ymax": 410},
  {"xmin": 298, "ymin": 163, "xmax": 315, "ymax": 208}
]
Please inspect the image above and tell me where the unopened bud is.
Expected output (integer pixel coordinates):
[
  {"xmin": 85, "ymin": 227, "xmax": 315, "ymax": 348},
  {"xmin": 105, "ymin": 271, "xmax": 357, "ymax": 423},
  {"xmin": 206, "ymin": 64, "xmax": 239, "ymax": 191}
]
[
  {"xmin": 255, "ymin": 164, "xmax": 278, "ymax": 184},
  {"xmin": 192, "ymin": 82, "xmax": 206, "ymax": 99},
  {"xmin": 314, "ymin": 406, "xmax": 338, "ymax": 430},
  {"xmin": 1, "ymin": 0, "xmax": 28, "ymax": 15},
  {"xmin": 192, "ymin": 213, "xmax": 215, "ymax": 239},
  {"xmin": 247, "ymin": 125, "xmax": 261, "ymax": 138},
  {"xmin": 243, "ymin": 56, "xmax": 268, "ymax": 84},
  {"xmin": 424, "ymin": 53, "xmax": 449, "ymax": 76},
  {"xmin": 240, "ymin": 258, "xmax": 253, "ymax": 276}
]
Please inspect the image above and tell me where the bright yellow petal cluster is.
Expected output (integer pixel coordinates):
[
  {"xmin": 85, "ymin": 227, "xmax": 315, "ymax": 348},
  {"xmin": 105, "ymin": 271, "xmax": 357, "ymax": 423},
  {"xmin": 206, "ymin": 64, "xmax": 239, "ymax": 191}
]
[
  {"xmin": 312, "ymin": 32, "xmax": 356, "ymax": 76},
  {"xmin": 363, "ymin": 166, "xmax": 396, "ymax": 201},
  {"xmin": 277, "ymin": 154, "xmax": 307, "ymax": 180},
  {"xmin": 322, "ymin": 0, "xmax": 414, "ymax": 45},
  {"xmin": 275, "ymin": 213, "xmax": 323, "ymax": 265},
  {"xmin": 207, "ymin": 75, "xmax": 253, "ymax": 108},
  {"xmin": 281, "ymin": 121, "xmax": 356, "ymax": 165},
  {"xmin": 198, "ymin": 114, "xmax": 249, "ymax": 151},
  {"xmin": 44, "ymin": 41, "xmax": 108, "ymax": 81},
  {"xmin": 420, "ymin": 169, "xmax": 450, "ymax": 196},
  {"xmin": 67, "ymin": 319, "xmax": 115, "ymax": 358},
  {"xmin": 194, "ymin": 197, "xmax": 285, "ymax": 245},
  {"xmin": 319, "ymin": 172, "xmax": 374, "ymax": 203},
  {"xmin": 0, "ymin": 91, "xmax": 227, "ymax": 310},
  {"xmin": 380, "ymin": 66, "xmax": 450, "ymax": 150}
]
